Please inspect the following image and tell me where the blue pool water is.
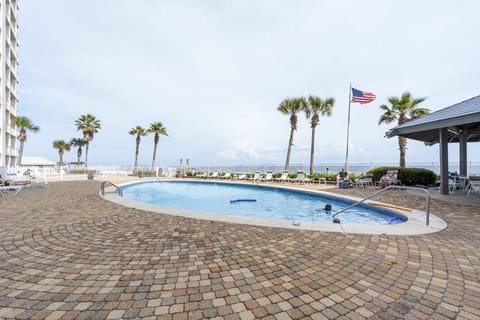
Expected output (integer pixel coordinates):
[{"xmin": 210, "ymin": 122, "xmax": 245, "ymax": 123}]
[{"xmin": 121, "ymin": 181, "xmax": 407, "ymax": 225}]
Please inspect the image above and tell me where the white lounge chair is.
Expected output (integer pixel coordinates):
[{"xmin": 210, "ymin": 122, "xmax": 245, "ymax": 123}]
[
  {"xmin": 295, "ymin": 171, "xmax": 312, "ymax": 184},
  {"xmin": 250, "ymin": 171, "xmax": 261, "ymax": 183},
  {"xmin": 235, "ymin": 174, "xmax": 247, "ymax": 180},
  {"xmin": 262, "ymin": 171, "xmax": 273, "ymax": 182},
  {"xmin": 221, "ymin": 172, "xmax": 232, "ymax": 179},
  {"xmin": 197, "ymin": 172, "xmax": 209, "ymax": 179},
  {"xmin": 467, "ymin": 177, "xmax": 480, "ymax": 196},
  {"xmin": 209, "ymin": 171, "xmax": 219, "ymax": 179},
  {"xmin": 274, "ymin": 170, "xmax": 290, "ymax": 183}
]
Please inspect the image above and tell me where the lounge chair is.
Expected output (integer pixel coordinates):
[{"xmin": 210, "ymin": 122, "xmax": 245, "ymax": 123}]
[
  {"xmin": 219, "ymin": 172, "xmax": 231, "ymax": 179},
  {"xmin": 295, "ymin": 171, "xmax": 312, "ymax": 184},
  {"xmin": 378, "ymin": 170, "xmax": 401, "ymax": 187},
  {"xmin": 197, "ymin": 172, "xmax": 209, "ymax": 179},
  {"xmin": 274, "ymin": 170, "xmax": 290, "ymax": 183},
  {"xmin": 262, "ymin": 171, "xmax": 273, "ymax": 182},
  {"xmin": 467, "ymin": 177, "xmax": 480, "ymax": 196},
  {"xmin": 208, "ymin": 171, "xmax": 219, "ymax": 179},
  {"xmin": 355, "ymin": 174, "xmax": 373, "ymax": 188},
  {"xmin": 250, "ymin": 171, "xmax": 261, "ymax": 183}
]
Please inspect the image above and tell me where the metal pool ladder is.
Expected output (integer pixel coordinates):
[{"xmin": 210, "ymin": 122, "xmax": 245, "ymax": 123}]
[
  {"xmin": 100, "ymin": 181, "xmax": 123, "ymax": 197},
  {"xmin": 332, "ymin": 185, "xmax": 431, "ymax": 226}
]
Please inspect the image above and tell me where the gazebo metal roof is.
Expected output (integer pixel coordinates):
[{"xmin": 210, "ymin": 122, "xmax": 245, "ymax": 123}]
[{"xmin": 386, "ymin": 95, "xmax": 480, "ymax": 145}]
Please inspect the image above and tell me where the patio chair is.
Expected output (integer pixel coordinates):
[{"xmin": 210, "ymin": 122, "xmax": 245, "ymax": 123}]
[
  {"xmin": 467, "ymin": 177, "xmax": 480, "ymax": 196},
  {"xmin": 250, "ymin": 171, "xmax": 261, "ymax": 183},
  {"xmin": 209, "ymin": 171, "xmax": 219, "ymax": 179},
  {"xmin": 262, "ymin": 171, "xmax": 273, "ymax": 182},
  {"xmin": 274, "ymin": 170, "xmax": 290, "ymax": 183},
  {"xmin": 378, "ymin": 170, "xmax": 401, "ymax": 188},
  {"xmin": 448, "ymin": 178, "xmax": 456, "ymax": 193},
  {"xmin": 235, "ymin": 174, "xmax": 247, "ymax": 180},
  {"xmin": 295, "ymin": 171, "xmax": 312, "ymax": 184},
  {"xmin": 356, "ymin": 177, "xmax": 373, "ymax": 188},
  {"xmin": 220, "ymin": 172, "xmax": 232, "ymax": 179},
  {"xmin": 197, "ymin": 172, "xmax": 209, "ymax": 179}
]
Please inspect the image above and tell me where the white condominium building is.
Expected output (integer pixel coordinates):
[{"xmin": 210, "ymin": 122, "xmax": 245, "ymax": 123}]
[{"xmin": 0, "ymin": 0, "xmax": 18, "ymax": 167}]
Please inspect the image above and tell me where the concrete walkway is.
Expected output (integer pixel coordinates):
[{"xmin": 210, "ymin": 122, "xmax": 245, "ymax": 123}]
[{"xmin": 0, "ymin": 181, "xmax": 479, "ymax": 319}]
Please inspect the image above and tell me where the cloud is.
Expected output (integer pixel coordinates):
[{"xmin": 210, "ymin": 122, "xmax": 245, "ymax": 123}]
[
  {"xmin": 219, "ymin": 140, "xmax": 262, "ymax": 161},
  {"xmin": 17, "ymin": 1, "xmax": 480, "ymax": 167}
]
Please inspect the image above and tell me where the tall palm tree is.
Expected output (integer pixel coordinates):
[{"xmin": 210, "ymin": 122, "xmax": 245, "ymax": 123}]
[
  {"xmin": 306, "ymin": 96, "xmax": 335, "ymax": 175},
  {"xmin": 149, "ymin": 121, "xmax": 168, "ymax": 168},
  {"xmin": 13, "ymin": 116, "xmax": 40, "ymax": 166},
  {"xmin": 75, "ymin": 114, "xmax": 101, "ymax": 168},
  {"xmin": 129, "ymin": 126, "xmax": 148, "ymax": 173},
  {"xmin": 379, "ymin": 92, "xmax": 429, "ymax": 167},
  {"xmin": 52, "ymin": 140, "xmax": 71, "ymax": 168},
  {"xmin": 277, "ymin": 97, "xmax": 307, "ymax": 171},
  {"xmin": 70, "ymin": 138, "xmax": 86, "ymax": 166}
]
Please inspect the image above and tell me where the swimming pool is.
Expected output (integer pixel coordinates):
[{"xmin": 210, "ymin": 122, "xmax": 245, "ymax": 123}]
[{"xmin": 121, "ymin": 181, "xmax": 407, "ymax": 225}]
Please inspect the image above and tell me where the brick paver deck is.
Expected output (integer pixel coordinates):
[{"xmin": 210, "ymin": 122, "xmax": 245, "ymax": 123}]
[{"xmin": 0, "ymin": 181, "xmax": 479, "ymax": 319}]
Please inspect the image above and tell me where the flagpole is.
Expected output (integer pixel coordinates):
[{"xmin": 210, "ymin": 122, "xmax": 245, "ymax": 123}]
[{"xmin": 344, "ymin": 83, "xmax": 352, "ymax": 173}]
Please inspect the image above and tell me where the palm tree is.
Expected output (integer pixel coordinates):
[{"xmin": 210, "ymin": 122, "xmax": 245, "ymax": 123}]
[
  {"xmin": 13, "ymin": 116, "xmax": 40, "ymax": 166},
  {"xmin": 129, "ymin": 126, "xmax": 148, "ymax": 173},
  {"xmin": 306, "ymin": 96, "xmax": 335, "ymax": 175},
  {"xmin": 75, "ymin": 114, "xmax": 101, "ymax": 168},
  {"xmin": 70, "ymin": 138, "xmax": 86, "ymax": 166},
  {"xmin": 379, "ymin": 92, "xmax": 429, "ymax": 167},
  {"xmin": 52, "ymin": 140, "xmax": 71, "ymax": 168},
  {"xmin": 149, "ymin": 121, "xmax": 168, "ymax": 168},
  {"xmin": 277, "ymin": 97, "xmax": 307, "ymax": 171}
]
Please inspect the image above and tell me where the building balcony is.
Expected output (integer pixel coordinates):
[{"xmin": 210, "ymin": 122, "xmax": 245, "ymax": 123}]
[{"xmin": 9, "ymin": 127, "xmax": 17, "ymax": 137}]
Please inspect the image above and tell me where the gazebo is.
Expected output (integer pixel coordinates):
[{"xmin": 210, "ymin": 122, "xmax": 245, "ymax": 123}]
[{"xmin": 386, "ymin": 94, "xmax": 480, "ymax": 194}]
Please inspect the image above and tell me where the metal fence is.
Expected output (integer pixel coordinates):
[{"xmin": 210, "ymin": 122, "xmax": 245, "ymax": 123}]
[{"xmin": 7, "ymin": 161, "xmax": 480, "ymax": 180}]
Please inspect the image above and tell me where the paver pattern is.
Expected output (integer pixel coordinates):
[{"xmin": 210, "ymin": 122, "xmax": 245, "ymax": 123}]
[{"xmin": 0, "ymin": 181, "xmax": 479, "ymax": 319}]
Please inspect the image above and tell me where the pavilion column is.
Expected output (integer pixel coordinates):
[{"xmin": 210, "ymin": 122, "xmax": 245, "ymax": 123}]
[
  {"xmin": 459, "ymin": 132, "xmax": 467, "ymax": 176},
  {"xmin": 439, "ymin": 128, "xmax": 449, "ymax": 195}
]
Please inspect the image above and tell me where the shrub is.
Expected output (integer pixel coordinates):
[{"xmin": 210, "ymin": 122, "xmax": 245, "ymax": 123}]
[
  {"xmin": 185, "ymin": 171, "xmax": 196, "ymax": 177},
  {"xmin": 272, "ymin": 172, "xmax": 282, "ymax": 179},
  {"xmin": 307, "ymin": 173, "xmax": 338, "ymax": 181},
  {"xmin": 134, "ymin": 169, "xmax": 156, "ymax": 177},
  {"xmin": 68, "ymin": 169, "xmax": 87, "ymax": 175},
  {"xmin": 367, "ymin": 166, "xmax": 437, "ymax": 186}
]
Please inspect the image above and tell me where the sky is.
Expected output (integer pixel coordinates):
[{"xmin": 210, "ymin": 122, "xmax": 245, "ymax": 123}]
[{"xmin": 17, "ymin": 0, "xmax": 480, "ymax": 168}]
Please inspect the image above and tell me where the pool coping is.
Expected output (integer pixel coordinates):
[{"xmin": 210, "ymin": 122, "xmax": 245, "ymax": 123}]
[{"xmin": 100, "ymin": 179, "xmax": 448, "ymax": 235}]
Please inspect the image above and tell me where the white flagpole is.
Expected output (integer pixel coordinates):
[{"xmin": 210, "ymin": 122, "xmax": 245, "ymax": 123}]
[{"xmin": 344, "ymin": 83, "xmax": 352, "ymax": 173}]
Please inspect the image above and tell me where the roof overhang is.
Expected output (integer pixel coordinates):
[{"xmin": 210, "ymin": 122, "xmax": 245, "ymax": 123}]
[{"xmin": 386, "ymin": 99, "xmax": 480, "ymax": 145}]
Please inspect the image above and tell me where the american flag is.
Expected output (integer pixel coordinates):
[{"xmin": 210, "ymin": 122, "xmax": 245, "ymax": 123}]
[{"xmin": 351, "ymin": 87, "xmax": 376, "ymax": 104}]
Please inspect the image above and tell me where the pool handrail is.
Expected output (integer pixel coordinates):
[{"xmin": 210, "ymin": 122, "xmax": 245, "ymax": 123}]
[
  {"xmin": 332, "ymin": 185, "xmax": 431, "ymax": 226},
  {"xmin": 100, "ymin": 181, "xmax": 123, "ymax": 197}
]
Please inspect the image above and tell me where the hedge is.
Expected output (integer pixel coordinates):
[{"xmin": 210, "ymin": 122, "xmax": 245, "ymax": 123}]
[{"xmin": 367, "ymin": 166, "xmax": 437, "ymax": 186}]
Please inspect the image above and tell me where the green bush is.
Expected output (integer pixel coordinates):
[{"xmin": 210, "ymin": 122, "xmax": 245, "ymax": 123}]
[
  {"xmin": 185, "ymin": 171, "xmax": 196, "ymax": 177},
  {"xmin": 134, "ymin": 170, "xmax": 156, "ymax": 177},
  {"xmin": 367, "ymin": 166, "xmax": 437, "ymax": 186},
  {"xmin": 288, "ymin": 173, "xmax": 298, "ymax": 179},
  {"xmin": 307, "ymin": 173, "xmax": 338, "ymax": 181},
  {"xmin": 272, "ymin": 172, "xmax": 282, "ymax": 179},
  {"xmin": 68, "ymin": 169, "xmax": 87, "ymax": 175}
]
